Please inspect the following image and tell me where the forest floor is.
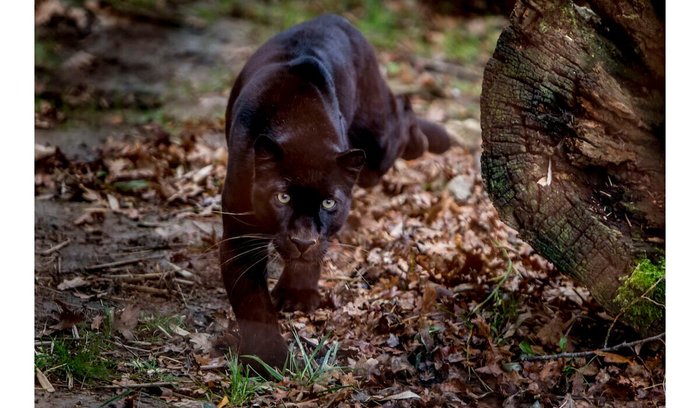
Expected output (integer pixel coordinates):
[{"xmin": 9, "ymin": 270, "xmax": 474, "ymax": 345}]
[{"xmin": 34, "ymin": 1, "xmax": 664, "ymax": 406}]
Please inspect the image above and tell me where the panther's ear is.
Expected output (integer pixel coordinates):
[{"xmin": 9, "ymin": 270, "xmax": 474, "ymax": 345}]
[
  {"xmin": 254, "ymin": 135, "xmax": 283, "ymax": 162},
  {"xmin": 336, "ymin": 149, "xmax": 365, "ymax": 177},
  {"xmin": 289, "ymin": 56, "xmax": 334, "ymax": 92}
]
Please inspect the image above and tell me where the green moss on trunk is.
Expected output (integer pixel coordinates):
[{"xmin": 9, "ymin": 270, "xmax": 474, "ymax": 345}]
[{"xmin": 614, "ymin": 258, "xmax": 665, "ymax": 332}]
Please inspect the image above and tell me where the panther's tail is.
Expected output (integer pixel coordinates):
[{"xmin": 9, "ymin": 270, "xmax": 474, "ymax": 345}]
[
  {"xmin": 402, "ymin": 118, "xmax": 452, "ymax": 160},
  {"xmin": 417, "ymin": 118, "xmax": 451, "ymax": 154}
]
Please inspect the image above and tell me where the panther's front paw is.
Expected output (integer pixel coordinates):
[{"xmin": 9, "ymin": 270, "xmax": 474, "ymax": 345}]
[{"xmin": 271, "ymin": 287, "xmax": 321, "ymax": 313}]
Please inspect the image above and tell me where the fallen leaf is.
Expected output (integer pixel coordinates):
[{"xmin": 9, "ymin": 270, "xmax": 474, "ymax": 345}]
[
  {"xmin": 190, "ymin": 332, "xmax": 213, "ymax": 353},
  {"xmin": 446, "ymin": 174, "xmax": 474, "ymax": 202},
  {"xmin": 475, "ymin": 362, "xmax": 503, "ymax": 376},
  {"xmin": 200, "ymin": 355, "xmax": 227, "ymax": 370},
  {"xmin": 107, "ymin": 194, "xmax": 120, "ymax": 210},
  {"xmin": 57, "ymin": 276, "xmax": 88, "ymax": 291},
  {"xmin": 36, "ymin": 367, "xmax": 55, "ymax": 392},
  {"xmin": 421, "ymin": 283, "xmax": 438, "ymax": 312},
  {"xmin": 536, "ymin": 314, "xmax": 566, "ymax": 347},
  {"xmin": 216, "ymin": 395, "xmax": 229, "ymax": 408},
  {"xmin": 382, "ymin": 390, "xmax": 421, "ymax": 401},
  {"xmin": 538, "ymin": 360, "xmax": 564, "ymax": 390},
  {"xmin": 192, "ymin": 164, "xmax": 213, "ymax": 184},
  {"xmin": 193, "ymin": 354, "xmax": 211, "ymax": 366},
  {"xmin": 387, "ymin": 333, "xmax": 400, "ymax": 348},
  {"xmin": 559, "ymin": 393, "xmax": 575, "ymax": 408},
  {"xmin": 389, "ymin": 221, "xmax": 404, "ymax": 238},
  {"xmin": 594, "ymin": 351, "xmax": 632, "ymax": 364},
  {"xmin": 35, "ymin": 144, "xmax": 57, "ymax": 161},
  {"xmin": 50, "ymin": 300, "xmax": 83, "ymax": 330},
  {"xmin": 81, "ymin": 188, "xmax": 101, "ymax": 202},
  {"xmin": 170, "ymin": 324, "xmax": 190, "ymax": 337},
  {"xmin": 202, "ymin": 371, "xmax": 223, "ymax": 385},
  {"xmin": 115, "ymin": 304, "xmax": 141, "ymax": 340},
  {"xmin": 91, "ymin": 314, "xmax": 104, "ymax": 330},
  {"xmin": 571, "ymin": 372, "xmax": 587, "ymax": 396}
]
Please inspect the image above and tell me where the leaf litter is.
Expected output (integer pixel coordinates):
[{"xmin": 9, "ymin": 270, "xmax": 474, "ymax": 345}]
[{"xmin": 34, "ymin": 113, "xmax": 666, "ymax": 408}]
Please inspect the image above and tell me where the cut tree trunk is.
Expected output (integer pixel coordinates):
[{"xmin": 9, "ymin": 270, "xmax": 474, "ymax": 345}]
[{"xmin": 480, "ymin": 0, "xmax": 664, "ymax": 335}]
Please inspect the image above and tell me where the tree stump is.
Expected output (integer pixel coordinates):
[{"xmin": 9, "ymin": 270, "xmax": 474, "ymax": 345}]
[{"xmin": 480, "ymin": 0, "xmax": 664, "ymax": 335}]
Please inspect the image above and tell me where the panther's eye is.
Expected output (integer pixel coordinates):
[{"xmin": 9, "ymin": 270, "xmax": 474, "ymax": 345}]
[
  {"xmin": 321, "ymin": 198, "xmax": 336, "ymax": 210},
  {"xmin": 276, "ymin": 193, "xmax": 291, "ymax": 204}
]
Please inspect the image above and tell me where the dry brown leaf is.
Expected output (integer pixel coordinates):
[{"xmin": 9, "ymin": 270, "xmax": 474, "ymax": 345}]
[
  {"xmin": 538, "ymin": 360, "xmax": 564, "ymax": 390},
  {"xmin": 475, "ymin": 363, "xmax": 503, "ymax": 376},
  {"xmin": 57, "ymin": 276, "xmax": 88, "ymax": 291},
  {"xmin": 107, "ymin": 194, "xmax": 120, "ymax": 210},
  {"xmin": 192, "ymin": 164, "xmax": 213, "ymax": 184},
  {"xmin": 170, "ymin": 324, "xmax": 190, "ymax": 337},
  {"xmin": 594, "ymin": 351, "xmax": 633, "ymax": 365},
  {"xmin": 115, "ymin": 304, "xmax": 141, "ymax": 341},
  {"xmin": 421, "ymin": 283, "xmax": 438, "ymax": 313},
  {"xmin": 200, "ymin": 356, "xmax": 227, "ymax": 370},
  {"xmin": 471, "ymin": 315, "xmax": 491, "ymax": 338},
  {"xmin": 201, "ymin": 371, "xmax": 224, "ymax": 386},
  {"xmin": 559, "ymin": 393, "xmax": 575, "ymax": 408},
  {"xmin": 381, "ymin": 390, "xmax": 421, "ymax": 401},
  {"xmin": 193, "ymin": 354, "xmax": 212, "ymax": 366},
  {"xmin": 36, "ymin": 367, "xmax": 55, "ymax": 393},
  {"xmin": 577, "ymin": 360, "xmax": 599, "ymax": 376},
  {"xmin": 35, "ymin": 144, "xmax": 57, "ymax": 161},
  {"xmin": 216, "ymin": 396, "xmax": 229, "ymax": 408},
  {"xmin": 91, "ymin": 314, "xmax": 104, "ymax": 331},
  {"xmin": 190, "ymin": 332, "xmax": 213, "ymax": 353},
  {"xmin": 536, "ymin": 314, "xmax": 566, "ymax": 347},
  {"xmin": 571, "ymin": 372, "xmax": 587, "ymax": 396},
  {"xmin": 50, "ymin": 300, "xmax": 83, "ymax": 330}
]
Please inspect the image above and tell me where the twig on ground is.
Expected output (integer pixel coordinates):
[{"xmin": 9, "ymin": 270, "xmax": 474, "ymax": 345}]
[
  {"xmin": 111, "ymin": 339, "xmax": 152, "ymax": 354},
  {"xmin": 520, "ymin": 332, "xmax": 665, "ymax": 361},
  {"xmin": 122, "ymin": 283, "xmax": 169, "ymax": 296},
  {"xmin": 96, "ymin": 381, "xmax": 179, "ymax": 389},
  {"xmin": 85, "ymin": 254, "xmax": 163, "ymax": 272},
  {"xmin": 111, "ymin": 340, "xmax": 142, "ymax": 359},
  {"xmin": 174, "ymin": 282, "xmax": 189, "ymax": 307},
  {"xmin": 38, "ymin": 239, "xmax": 71, "ymax": 255},
  {"xmin": 469, "ymin": 366, "xmax": 494, "ymax": 394},
  {"xmin": 103, "ymin": 272, "xmax": 166, "ymax": 282},
  {"xmin": 164, "ymin": 260, "xmax": 195, "ymax": 279}
]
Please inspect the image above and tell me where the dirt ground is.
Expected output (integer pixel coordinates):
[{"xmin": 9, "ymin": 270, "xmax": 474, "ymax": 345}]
[{"xmin": 34, "ymin": 1, "xmax": 664, "ymax": 407}]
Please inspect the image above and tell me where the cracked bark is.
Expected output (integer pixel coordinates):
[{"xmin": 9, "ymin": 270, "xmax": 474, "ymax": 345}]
[{"xmin": 480, "ymin": 0, "xmax": 664, "ymax": 335}]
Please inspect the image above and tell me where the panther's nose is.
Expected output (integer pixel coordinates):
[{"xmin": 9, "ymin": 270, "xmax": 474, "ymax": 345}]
[{"xmin": 290, "ymin": 236, "xmax": 317, "ymax": 254}]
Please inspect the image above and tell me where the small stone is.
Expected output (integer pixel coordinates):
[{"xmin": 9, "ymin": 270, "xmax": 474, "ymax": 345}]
[{"xmin": 446, "ymin": 174, "xmax": 474, "ymax": 202}]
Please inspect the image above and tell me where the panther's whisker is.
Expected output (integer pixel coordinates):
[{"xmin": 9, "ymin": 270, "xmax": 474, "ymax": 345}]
[
  {"xmin": 220, "ymin": 247, "xmax": 266, "ymax": 267},
  {"xmin": 215, "ymin": 210, "xmax": 259, "ymax": 226},
  {"xmin": 216, "ymin": 234, "xmax": 274, "ymax": 245},
  {"xmin": 220, "ymin": 244, "xmax": 272, "ymax": 268},
  {"xmin": 213, "ymin": 210, "xmax": 256, "ymax": 216},
  {"xmin": 219, "ymin": 240, "xmax": 272, "ymax": 257},
  {"xmin": 230, "ymin": 251, "xmax": 270, "ymax": 291},
  {"xmin": 199, "ymin": 235, "xmax": 273, "ymax": 255}
]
